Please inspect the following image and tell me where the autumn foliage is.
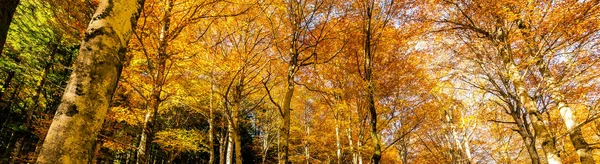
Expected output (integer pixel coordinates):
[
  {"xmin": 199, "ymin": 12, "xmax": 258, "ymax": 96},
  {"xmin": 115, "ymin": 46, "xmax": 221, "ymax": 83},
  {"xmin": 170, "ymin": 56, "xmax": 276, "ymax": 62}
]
[{"xmin": 0, "ymin": 0, "xmax": 600, "ymax": 164}]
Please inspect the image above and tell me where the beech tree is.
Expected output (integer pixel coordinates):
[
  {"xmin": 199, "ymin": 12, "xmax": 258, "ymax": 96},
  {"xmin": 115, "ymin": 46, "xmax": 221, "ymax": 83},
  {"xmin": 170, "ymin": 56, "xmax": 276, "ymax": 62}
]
[
  {"xmin": 262, "ymin": 0, "xmax": 343, "ymax": 162},
  {"xmin": 435, "ymin": 0, "xmax": 600, "ymax": 163},
  {"xmin": 36, "ymin": 0, "xmax": 145, "ymax": 163}
]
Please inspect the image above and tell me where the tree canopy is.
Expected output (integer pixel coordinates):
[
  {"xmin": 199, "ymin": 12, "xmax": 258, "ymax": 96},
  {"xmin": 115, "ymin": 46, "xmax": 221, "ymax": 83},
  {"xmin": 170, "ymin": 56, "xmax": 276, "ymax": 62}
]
[{"xmin": 0, "ymin": 0, "xmax": 599, "ymax": 163}]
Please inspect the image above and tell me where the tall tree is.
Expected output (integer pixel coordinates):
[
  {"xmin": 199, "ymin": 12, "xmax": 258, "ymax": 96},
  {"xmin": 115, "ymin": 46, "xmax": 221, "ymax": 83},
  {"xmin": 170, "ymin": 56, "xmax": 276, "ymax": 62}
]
[
  {"xmin": 0, "ymin": 0, "xmax": 20, "ymax": 55},
  {"xmin": 126, "ymin": 0, "xmax": 250, "ymax": 162},
  {"xmin": 435, "ymin": 0, "xmax": 600, "ymax": 163},
  {"xmin": 135, "ymin": 0, "xmax": 173, "ymax": 162},
  {"xmin": 263, "ymin": 0, "xmax": 342, "ymax": 162},
  {"xmin": 36, "ymin": 0, "xmax": 145, "ymax": 163},
  {"xmin": 356, "ymin": 0, "xmax": 398, "ymax": 163}
]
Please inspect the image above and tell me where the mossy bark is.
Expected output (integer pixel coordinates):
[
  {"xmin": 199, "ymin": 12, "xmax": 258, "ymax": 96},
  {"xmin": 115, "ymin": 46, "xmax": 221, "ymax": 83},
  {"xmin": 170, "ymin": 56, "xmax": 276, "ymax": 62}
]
[{"xmin": 36, "ymin": 0, "xmax": 144, "ymax": 163}]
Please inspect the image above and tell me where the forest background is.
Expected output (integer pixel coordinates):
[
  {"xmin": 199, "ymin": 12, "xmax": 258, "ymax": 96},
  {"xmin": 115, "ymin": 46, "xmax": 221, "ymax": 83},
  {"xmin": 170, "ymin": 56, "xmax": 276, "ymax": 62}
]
[{"xmin": 0, "ymin": 0, "xmax": 599, "ymax": 163}]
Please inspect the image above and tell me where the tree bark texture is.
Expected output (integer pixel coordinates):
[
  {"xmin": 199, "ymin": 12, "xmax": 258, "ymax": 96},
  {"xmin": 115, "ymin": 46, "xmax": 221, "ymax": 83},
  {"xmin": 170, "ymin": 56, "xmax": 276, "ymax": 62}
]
[{"xmin": 36, "ymin": 0, "xmax": 144, "ymax": 163}]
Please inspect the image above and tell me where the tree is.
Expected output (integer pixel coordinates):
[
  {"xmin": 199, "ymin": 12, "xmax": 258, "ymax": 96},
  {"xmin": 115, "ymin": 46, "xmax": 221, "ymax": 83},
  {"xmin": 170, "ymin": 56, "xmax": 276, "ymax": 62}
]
[
  {"xmin": 0, "ymin": 0, "xmax": 20, "ymax": 55},
  {"xmin": 262, "ymin": 0, "xmax": 343, "ymax": 162},
  {"xmin": 435, "ymin": 0, "xmax": 600, "ymax": 163},
  {"xmin": 36, "ymin": 0, "xmax": 145, "ymax": 163},
  {"xmin": 124, "ymin": 0, "xmax": 251, "ymax": 162}
]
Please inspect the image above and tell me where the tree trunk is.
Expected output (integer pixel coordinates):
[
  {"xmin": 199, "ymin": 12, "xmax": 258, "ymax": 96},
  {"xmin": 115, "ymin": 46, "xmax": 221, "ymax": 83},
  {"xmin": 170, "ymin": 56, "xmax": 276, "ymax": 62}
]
[
  {"xmin": 520, "ymin": 132, "xmax": 540, "ymax": 164},
  {"xmin": 91, "ymin": 139, "xmax": 103, "ymax": 164},
  {"xmin": 496, "ymin": 40, "xmax": 562, "ymax": 164},
  {"xmin": 304, "ymin": 116, "xmax": 310, "ymax": 164},
  {"xmin": 357, "ymin": 126, "xmax": 364, "ymax": 164},
  {"xmin": 261, "ymin": 131, "xmax": 269, "ymax": 164},
  {"xmin": 519, "ymin": 85, "xmax": 561, "ymax": 164},
  {"xmin": 2, "ymin": 131, "xmax": 17, "ymax": 160},
  {"xmin": 11, "ymin": 45, "xmax": 58, "ymax": 162},
  {"xmin": 444, "ymin": 109, "xmax": 471, "ymax": 164},
  {"xmin": 347, "ymin": 127, "xmax": 356, "ymax": 164},
  {"xmin": 209, "ymin": 77, "xmax": 215, "ymax": 164},
  {"xmin": 0, "ymin": 61, "xmax": 17, "ymax": 103},
  {"xmin": 362, "ymin": 1, "xmax": 381, "ymax": 163},
  {"xmin": 559, "ymin": 103, "xmax": 595, "ymax": 164},
  {"xmin": 278, "ymin": 1, "xmax": 302, "ymax": 163},
  {"xmin": 36, "ymin": 0, "xmax": 144, "ymax": 163},
  {"xmin": 26, "ymin": 44, "xmax": 56, "ymax": 124},
  {"xmin": 278, "ymin": 58, "xmax": 294, "ymax": 164},
  {"xmin": 0, "ymin": 0, "xmax": 19, "ymax": 56},
  {"xmin": 543, "ymin": 70, "xmax": 594, "ymax": 164},
  {"xmin": 219, "ymin": 126, "xmax": 227, "ymax": 164},
  {"xmin": 138, "ymin": 110, "xmax": 152, "ymax": 164},
  {"xmin": 277, "ymin": 129, "xmax": 281, "ymax": 163},
  {"xmin": 232, "ymin": 99, "xmax": 243, "ymax": 164},
  {"xmin": 226, "ymin": 123, "xmax": 234, "ymax": 164},
  {"xmin": 335, "ymin": 113, "xmax": 341, "ymax": 164},
  {"xmin": 364, "ymin": 17, "xmax": 381, "ymax": 164},
  {"xmin": 461, "ymin": 118, "xmax": 472, "ymax": 163},
  {"xmin": 137, "ymin": 0, "xmax": 171, "ymax": 163},
  {"xmin": 503, "ymin": 84, "xmax": 540, "ymax": 163},
  {"xmin": 397, "ymin": 140, "xmax": 408, "ymax": 164},
  {"xmin": 9, "ymin": 135, "xmax": 24, "ymax": 164}
]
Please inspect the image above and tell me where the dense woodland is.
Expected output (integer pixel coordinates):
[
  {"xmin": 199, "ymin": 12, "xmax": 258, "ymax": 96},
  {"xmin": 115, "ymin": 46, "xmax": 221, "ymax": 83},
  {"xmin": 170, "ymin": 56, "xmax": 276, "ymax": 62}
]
[{"xmin": 0, "ymin": 0, "xmax": 599, "ymax": 163}]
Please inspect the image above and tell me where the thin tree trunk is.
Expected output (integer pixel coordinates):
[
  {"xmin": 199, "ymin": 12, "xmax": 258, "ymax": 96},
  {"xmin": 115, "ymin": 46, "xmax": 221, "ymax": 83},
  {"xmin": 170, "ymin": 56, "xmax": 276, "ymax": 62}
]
[
  {"xmin": 278, "ymin": 1, "xmax": 302, "ymax": 163},
  {"xmin": 226, "ymin": 123, "xmax": 233, "ymax": 164},
  {"xmin": 512, "ymin": 17, "xmax": 564, "ymax": 164},
  {"xmin": 26, "ymin": 44, "xmax": 56, "ymax": 124},
  {"xmin": 506, "ymin": 91, "xmax": 540, "ymax": 163},
  {"xmin": 36, "ymin": 0, "xmax": 144, "ymax": 163},
  {"xmin": 0, "ymin": 66, "xmax": 16, "ymax": 103},
  {"xmin": 279, "ymin": 59, "xmax": 294, "ymax": 164},
  {"xmin": 138, "ymin": 110, "xmax": 152, "ymax": 164},
  {"xmin": 304, "ymin": 117, "xmax": 310, "ymax": 164},
  {"xmin": 10, "ymin": 44, "xmax": 57, "ymax": 163},
  {"xmin": 347, "ymin": 127, "xmax": 356, "ymax": 164},
  {"xmin": 91, "ymin": 139, "xmax": 103, "ymax": 163},
  {"xmin": 520, "ymin": 132, "xmax": 540, "ymax": 164},
  {"xmin": 9, "ymin": 136, "xmax": 23, "ymax": 164},
  {"xmin": 137, "ymin": 0, "xmax": 172, "ymax": 163},
  {"xmin": 445, "ymin": 109, "xmax": 470, "ymax": 164},
  {"xmin": 209, "ymin": 76, "xmax": 215, "ymax": 164},
  {"xmin": 2, "ymin": 131, "xmax": 17, "ymax": 160},
  {"xmin": 0, "ymin": 0, "xmax": 19, "ymax": 56},
  {"xmin": 0, "ymin": 69, "xmax": 15, "ymax": 123},
  {"xmin": 261, "ymin": 131, "xmax": 269, "ymax": 164},
  {"xmin": 397, "ymin": 139, "xmax": 408, "ymax": 164},
  {"xmin": 279, "ymin": 67, "xmax": 295, "ymax": 164},
  {"xmin": 357, "ymin": 128, "xmax": 363, "ymax": 164},
  {"xmin": 232, "ymin": 98, "xmax": 243, "ymax": 164},
  {"xmin": 335, "ymin": 113, "xmax": 341, "ymax": 164},
  {"xmin": 363, "ymin": 3, "xmax": 381, "ymax": 163},
  {"xmin": 219, "ymin": 126, "xmax": 227, "ymax": 164},
  {"xmin": 277, "ymin": 126, "xmax": 281, "ymax": 162},
  {"xmin": 461, "ymin": 119, "xmax": 472, "ymax": 163}
]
